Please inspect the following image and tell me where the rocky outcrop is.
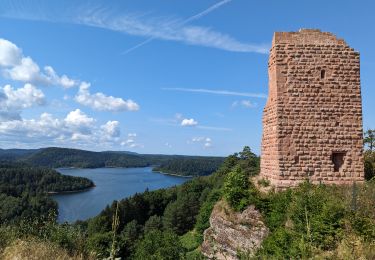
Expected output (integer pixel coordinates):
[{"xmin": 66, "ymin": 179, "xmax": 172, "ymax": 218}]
[{"xmin": 201, "ymin": 201, "xmax": 269, "ymax": 259}]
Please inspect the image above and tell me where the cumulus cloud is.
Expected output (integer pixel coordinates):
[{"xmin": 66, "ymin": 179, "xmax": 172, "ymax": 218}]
[
  {"xmin": 75, "ymin": 82, "xmax": 140, "ymax": 112},
  {"xmin": 65, "ymin": 109, "xmax": 94, "ymax": 126},
  {"xmin": 0, "ymin": 83, "xmax": 45, "ymax": 121},
  {"xmin": 2, "ymin": 83, "xmax": 45, "ymax": 109},
  {"xmin": 0, "ymin": 38, "xmax": 78, "ymax": 88},
  {"xmin": 44, "ymin": 66, "xmax": 77, "ymax": 88},
  {"xmin": 181, "ymin": 118, "xmax": 198, "ymax": 127},
  {"xmin": 1, "ymin": 38, "xmax": 140, "ymax": 115},
  {"xmin": 101, "ymin": 120, "xmax": 121, "ymax": 138},
  {"xmin": 0, "ymin": 39, "xmax": 22, "ymax": 67},
  {"xmin": 121, "ymin": 132, "xmax": 143, "ymax": 148},
  {"xmin": 0, "ymin": 109, "xmax": 127, "ymax": 147}
]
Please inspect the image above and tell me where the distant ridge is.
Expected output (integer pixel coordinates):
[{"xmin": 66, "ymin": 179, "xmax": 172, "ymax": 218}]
[{"xmin": 0, "ymin": 147, "xmax": 225, "ymax": 176}]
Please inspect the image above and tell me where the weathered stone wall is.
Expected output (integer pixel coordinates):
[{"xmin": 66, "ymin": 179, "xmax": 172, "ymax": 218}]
[{"xmin": 260, "ymin": 29, "xmax": 364, "ymax": 188}]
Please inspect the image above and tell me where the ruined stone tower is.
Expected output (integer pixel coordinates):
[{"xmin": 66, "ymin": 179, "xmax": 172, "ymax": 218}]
[{"xmin": 260, "ymin": 29, "xmax": 364, "ymax": 189}]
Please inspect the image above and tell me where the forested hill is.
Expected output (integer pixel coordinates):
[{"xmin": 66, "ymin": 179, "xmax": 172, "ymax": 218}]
[
  {"xmin": 20, "ymin": 147, "xmax": 150, "ymax": 168},
  {"xmin": 0, "ymin": 162, "xmax": 94, "ymax": 223},
  {"xmin": 0, "ymin": 147, "xmax": 225, "ymax": 176},
  {"xmin": 153, "ymin": 157, "xmax": 225, "ymax": 176}
]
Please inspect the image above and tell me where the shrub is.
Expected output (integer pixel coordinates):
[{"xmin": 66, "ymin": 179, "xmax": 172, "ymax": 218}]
[
  {"xmin": 134, "ymin": 230, "xmax": 185, "ymax": 260},
  {"xmin": 194, "ymin": 189, "xmax": 221, "ymax": 235},
  {"xmin": 223, "ymin": 166, "xmax": 249, "ymax": 211}
]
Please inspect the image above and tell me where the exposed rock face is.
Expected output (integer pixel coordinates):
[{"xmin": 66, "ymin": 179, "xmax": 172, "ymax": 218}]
[
  {"xmin": 201, "ymin": 201, "xmax": 269, "ymax": 259},
  {"xmin": 260, "ymin": 29, "xmax": 364, "ymax": 189}
]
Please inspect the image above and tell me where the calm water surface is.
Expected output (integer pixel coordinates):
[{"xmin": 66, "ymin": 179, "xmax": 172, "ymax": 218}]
[{"xmin": 52, "ymin": 167, "xmax": 189, "ymax": 223}]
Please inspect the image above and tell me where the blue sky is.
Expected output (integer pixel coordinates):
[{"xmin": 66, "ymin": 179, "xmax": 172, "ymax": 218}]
[{"xmin": 0, "ymin": 0, "xmax": 374, "ymax": 156}]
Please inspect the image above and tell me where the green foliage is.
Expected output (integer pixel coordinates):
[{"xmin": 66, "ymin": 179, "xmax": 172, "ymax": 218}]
[
  {"xmin": 223, "ymin": 167, "xmax": 252, "ymax": 211},
  {"xmin": 180, "ymin": 231, "xmax": 201, "ymax": 252},
  {"xmin": 364, "ymin": 130, "xmax": 375, "ymax": 181},
  {"xmin": 0, "ymin": 214, "xmax": 91, "ymax": 258},
  {"xmin": 86, "ymin": 232, "xmax": 112, "ymax": 257},
  {"xmin": 288, "ymin": 183, "xmax": 346, "ymax": 250},
  {"xmin": 256, "ymin": 181, "xmax": 375, "ymax": 259},
  {"xmin": 364, "ymin": 150, "xmax": 375, "ymax": 180},
  {"xmin": 185, "ymin": 249, "xmax": 205, "ymax": 260},
  {"xmin": 116, "ymin": 220, "xmax": 143, "ymax": 258},
  {"xmin": 0, "ymin": 147, "xmax": 225, "ymax": 171},
  {"xmin": 237, "ymin": 146, "xmax": 260, "ymax": 176},
  {"xmin": 259, "ymin": 227, "xmax": 300, "ymax": 258},
  {"xmin": 134, "ymin": 230, "xmax": 185, "ymax": 260},
  {"xmin": 364, "ymin": 129, "xmax": 375, "ymax": 151},
  {"xmin": 0, "ymin": 162, "xmax": 93, "ymax": 224},
  {"xmin": 0, "ymin": 146, "xmax": 261, "ymax": 259},
  {"xmin": 20, "ymin": 147, "xmax": 150, "ymax": 168},
  {"xmin": 257, "ymin": 189, "xmax": 292, "ymax": 231},
  {"xmin": 257, "ymin": 178, "xmax": 270, "ymax": 187},
  {"xmin": 163, "ymin": 189, "xmax": 201, "ymax": 235},
  {"xmin": 194, "ymin": 189, "xmax": 221, "ymax": 235},
  {"xmin": 144, "ymin": 215, "xmax": 163, "ymax": 233}
]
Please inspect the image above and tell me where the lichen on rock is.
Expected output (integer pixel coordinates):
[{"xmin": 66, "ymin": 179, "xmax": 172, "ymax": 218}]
[{"xmin": 201, "ymin": 200, "xmax": 269, "ymax": 260}]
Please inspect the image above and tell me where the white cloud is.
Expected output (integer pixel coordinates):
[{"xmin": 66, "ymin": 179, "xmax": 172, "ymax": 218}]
[
  {"xmin": 0, "ymin": 38, "xmax": 78, "ymax": 88},
  {"xmin": 181, "ymin": 118, "xmax": 198, "ymax": 127},
  {"xmin": 44, "ymin": 66, "xmax": 77, "ymax": 88},
  {"xmin": 64, "ymin": 109, "xmax": 95, "ymax": 135},
  {"xmin": 0, "ymin": 39, "xmax": 22, "ymax": 67},
  {"xmin": 232, "ymin": 100, "xmax": 257, "ymax": 108},
  {"xmin": 204, "ymin": 142, "xmax": 212, "ymax": 148},
  {"xmin": 0, "ymin": 83, "xmax": 45, "ymax": 121},
  {"xmin": 192, "ymin": 137, "xmax": 205, "ymax": 142},
  {"xmin": 65, "ymin": 109, "xmax": 95, "ymax": 127},
  {"xmin": 121, "ymin": 132, "xmax": 143, "ymax": 148},
  {"xmin": 190, "ymin": 136, "xmax": 212, "ymax": 149},
  {"xmin": 101, "ymin": 120, "xmax": 120, "ymax": 138},
  {"xmin": 75, "ymin": 82, "xmax": 140, "ymax": 112},
  {"xmin": 0, "ymin": 38, "xmax": 139, "ymax": 114},
  {"xmin": 5, "ymin": 57, "xmax": 40, "ymax": 82},
  {"xmin": 2, "ymin": 83, "xmax": 45, "ymax": 109},
  {"xmin": 0, "ymin": 109, "xmax": 127, "ymax": 147}
]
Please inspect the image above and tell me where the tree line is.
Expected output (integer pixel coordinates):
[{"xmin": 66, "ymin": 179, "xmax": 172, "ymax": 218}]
[
  {"xmin": 153, "ymin": 156, "xmax": 225, "ymax": 176},
  {"xmin": 0, "ymin": 147, "xmax": 225, "ymax": 176},
  {"xmin": 0, "ymin": 162, "xmax": 94, "ymax": 224}
]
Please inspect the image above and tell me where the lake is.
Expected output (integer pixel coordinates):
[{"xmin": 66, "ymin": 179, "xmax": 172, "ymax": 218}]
[{"xmin": 52, "ymin": 167, "xmax": 190, "ymax": 223}]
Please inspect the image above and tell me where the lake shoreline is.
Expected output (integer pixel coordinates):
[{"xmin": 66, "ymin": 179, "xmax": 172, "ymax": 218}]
[
  {"xmin": 53, "ymin": 167, "xmax": 189, "ymax": 223},
  {"xmin": 153, "ymin": 170, "xmax": 194, "ymax": 178},
  {"xmin": 57, "ymin": 166, "xmax": 194, "ymax": 178},
  {"xmin": 47, "ymin": 185, "xmax": 95, "ymax": 195}
]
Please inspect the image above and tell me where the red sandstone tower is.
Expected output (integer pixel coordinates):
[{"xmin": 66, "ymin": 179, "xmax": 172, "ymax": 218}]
[{"xmin": 260, "ymin": 29, "xmax": 364, "ymax": 189}]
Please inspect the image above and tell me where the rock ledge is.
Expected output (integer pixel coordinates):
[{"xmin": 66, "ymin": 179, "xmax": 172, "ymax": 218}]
[{"xmin": 201, "ymin": 201, "xmax": 269, "ymax": 259}]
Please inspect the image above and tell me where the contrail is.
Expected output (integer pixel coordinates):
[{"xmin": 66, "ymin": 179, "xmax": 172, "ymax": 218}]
[
  {"xmin": 182, "ymin": 0, "xmax": 231, "ymax": 25},
  {"xmin": 121, "ymin": 0, "xmax": 232, "ymax": 55},
  {"xmin": 162, "ymin": 87, "xmax": 267, "ymax": 99}
]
